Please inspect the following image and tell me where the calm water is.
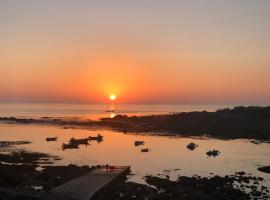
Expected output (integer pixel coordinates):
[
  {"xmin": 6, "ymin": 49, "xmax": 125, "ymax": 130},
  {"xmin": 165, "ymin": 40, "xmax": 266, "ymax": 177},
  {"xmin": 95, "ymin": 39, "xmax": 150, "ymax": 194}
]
[
  {"xmin": 0, "ymin": 103, "xmax": 230, "ymax": 120},
  {"xmin": 0, "ymin": 103, "xmax": 269, "ymax": 188},
  {"xmin": 0, "ymin": 123, "xmax": 269, "ymax": 187}
]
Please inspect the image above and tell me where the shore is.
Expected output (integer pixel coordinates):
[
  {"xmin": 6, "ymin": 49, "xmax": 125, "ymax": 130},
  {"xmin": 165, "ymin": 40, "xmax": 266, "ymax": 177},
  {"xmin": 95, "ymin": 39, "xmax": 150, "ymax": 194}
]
[
  {"xmin": 100, "ymin": 173, "xmax": 269, "ymax": 200},
  {"xmin": 0, "ymin": 106, "xmax": 270, "ymax": 199},
  {"xmin": 1, "ymin": 106, "xmax": 270, "ymax": 140},
  {"xmin": 0, "ymin": 141, "xmax": 93, "ymax": 199}
]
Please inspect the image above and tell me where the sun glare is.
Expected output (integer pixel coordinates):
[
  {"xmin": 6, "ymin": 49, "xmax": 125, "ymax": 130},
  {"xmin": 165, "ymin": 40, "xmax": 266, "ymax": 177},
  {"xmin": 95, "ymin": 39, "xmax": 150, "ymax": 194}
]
[{"xmin": 109, "ymin": 94, "xmax": 116, "ymax": 101}]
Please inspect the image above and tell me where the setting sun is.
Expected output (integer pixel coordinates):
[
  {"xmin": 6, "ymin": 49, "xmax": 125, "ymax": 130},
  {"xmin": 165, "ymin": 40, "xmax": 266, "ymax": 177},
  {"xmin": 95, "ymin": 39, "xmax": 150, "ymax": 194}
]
[{"xmin": 109, "ymin": 94, "xmax": 116, "ymax": 101}]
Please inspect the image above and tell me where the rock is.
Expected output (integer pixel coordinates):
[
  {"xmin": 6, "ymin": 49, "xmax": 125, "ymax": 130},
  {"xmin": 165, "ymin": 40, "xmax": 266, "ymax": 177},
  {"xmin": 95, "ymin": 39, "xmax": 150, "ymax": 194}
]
[{"xmin": 258, "ymin": 166, "xmax": 270, "ymax": 174}]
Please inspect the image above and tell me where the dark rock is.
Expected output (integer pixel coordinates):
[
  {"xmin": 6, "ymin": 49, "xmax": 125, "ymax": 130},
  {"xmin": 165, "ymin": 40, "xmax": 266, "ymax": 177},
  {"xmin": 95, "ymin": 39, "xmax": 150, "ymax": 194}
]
[{"xmin": 258, "ymin": 166, "xmax": 270, "ymax": 174}]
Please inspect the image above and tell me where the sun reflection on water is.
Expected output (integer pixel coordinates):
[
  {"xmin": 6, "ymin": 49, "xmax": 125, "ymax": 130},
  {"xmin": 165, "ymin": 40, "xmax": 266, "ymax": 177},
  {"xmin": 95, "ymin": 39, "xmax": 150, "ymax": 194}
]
[{"xmin": 110, "ymin": 113, "xmax": 116, "ymax": 118}]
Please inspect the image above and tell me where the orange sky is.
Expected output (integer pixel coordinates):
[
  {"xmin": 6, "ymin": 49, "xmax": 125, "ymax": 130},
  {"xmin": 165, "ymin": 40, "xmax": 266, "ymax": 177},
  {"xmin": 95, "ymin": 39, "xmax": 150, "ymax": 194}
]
[{"xmin": 0, "ymin": 1, "xmax": 270, "ymax": 105}]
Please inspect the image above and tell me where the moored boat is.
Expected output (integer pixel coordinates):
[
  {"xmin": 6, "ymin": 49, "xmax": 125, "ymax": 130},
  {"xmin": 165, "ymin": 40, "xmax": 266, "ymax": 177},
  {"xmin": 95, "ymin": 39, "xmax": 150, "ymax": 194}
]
[
  {"xmin": 206, "ymin": 149, "xmax": 220, "ymax": 157},
  {"xmin": 46, "ymin": 137, "xmax": 57, "ymax": 142},
  {"xmin": 62, "ymin": 143, "xmax": 79, "ymax": 150},
  {"xmin": 141, "ymin": 148, "xmax": 150, "ymax": 152},
  {"xmin": 134, "ymin": 141, "xmax": 145, "ymax": 146},
  {"xmin": 88, "ymin": 134, "xmax": 103, "ymax": 141},
  {"xmin": 69, "ymin": 137, "xmax": 89, "ymax": 145}
]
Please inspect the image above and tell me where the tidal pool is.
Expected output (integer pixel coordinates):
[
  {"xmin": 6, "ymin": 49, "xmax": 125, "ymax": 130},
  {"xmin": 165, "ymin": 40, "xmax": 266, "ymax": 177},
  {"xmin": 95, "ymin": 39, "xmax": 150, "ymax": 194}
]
[{"xmin": 0, "ymin": 123, "xmax": 269, "ymax": 187}]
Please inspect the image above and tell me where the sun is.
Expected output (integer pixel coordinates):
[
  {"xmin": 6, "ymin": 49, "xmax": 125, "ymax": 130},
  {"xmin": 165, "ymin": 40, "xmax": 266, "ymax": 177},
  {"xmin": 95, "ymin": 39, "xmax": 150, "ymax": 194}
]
[{"xmin": 109, "ymin": 94, "xmax": 116, "ymax": 101}]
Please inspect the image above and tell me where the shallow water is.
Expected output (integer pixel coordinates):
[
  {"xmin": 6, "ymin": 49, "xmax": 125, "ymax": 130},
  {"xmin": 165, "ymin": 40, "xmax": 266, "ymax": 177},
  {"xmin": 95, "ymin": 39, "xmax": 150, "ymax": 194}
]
[{"xmin": 0, "ymin": 123, "xmax": 269, "ymax": 188}]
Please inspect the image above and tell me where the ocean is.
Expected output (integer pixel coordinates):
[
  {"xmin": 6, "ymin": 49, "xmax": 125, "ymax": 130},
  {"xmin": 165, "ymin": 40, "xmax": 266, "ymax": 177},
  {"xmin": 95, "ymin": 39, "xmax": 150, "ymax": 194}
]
[{"xmin": 0, "ymin": 103, "xmax": 230, "ymax": 120}]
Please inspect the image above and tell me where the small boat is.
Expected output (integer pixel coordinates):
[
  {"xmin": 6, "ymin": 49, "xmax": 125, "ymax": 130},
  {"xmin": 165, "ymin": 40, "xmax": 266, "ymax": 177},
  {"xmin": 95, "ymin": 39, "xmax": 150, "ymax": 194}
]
[
  {"xmin": 88, "ymin": 134, "xmax": 103, "ymax": 141},
  {"xmin": 69, "ymin": 138, "xmax": 89, "ymax": 145},
  {"xmin": 206, "ymin": 149, "xmax": 220, "ymax": 157},
  {"xmin": 46, "ymin": 137, "xmax": 57, "ymax": 142},
  {"xmin": 105, "ymin": 110, "xmax": 115, "ymax": 113},
  {"xmin": 62, "ymin": 143, "xmax": 79, "ymax": 150},
  {"xmin": 134, "ymin": 141, "xmax": 145, "ymax": 146},
  {"xmin": 187, "ymin": 142, "xmax": 198, "ymax": 150},
  {"xmin": 141, "ymin": 148, "xmax": 150, "ymax": 153}
]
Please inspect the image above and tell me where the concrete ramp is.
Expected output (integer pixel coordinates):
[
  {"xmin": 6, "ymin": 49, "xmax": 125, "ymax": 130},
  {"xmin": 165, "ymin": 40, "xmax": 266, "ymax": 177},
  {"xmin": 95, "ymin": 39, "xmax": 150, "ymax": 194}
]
[{"xmin": 51, "ymin": 166, "xmax": 130, "ymax": 200}]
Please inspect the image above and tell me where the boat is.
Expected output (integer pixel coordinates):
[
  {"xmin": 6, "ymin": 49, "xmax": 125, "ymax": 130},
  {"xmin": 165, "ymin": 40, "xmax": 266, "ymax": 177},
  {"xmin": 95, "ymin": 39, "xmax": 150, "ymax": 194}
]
[
  {"xmin": 206, "ymin": 149, "xmax": 220, "ymax": 157},
  {"xmin": 69, "ymin": 138, "xmax": 89, "ymax": 145},
  {"xmin": 88, "ymin": 134, "xmax": 103, "ymax": 141},
  {"xmin": 187, "ymin": 142, "xmax": 198, "ymax": 150},
  {"xmin": 141, "ymin": 148, "xmax": 150, "ymax": 152},
  {"xmin": 105, "ymin": 110, "xmax": 115, "ymax": 113},
  {"xmin": 62, "ymin": 143, "xmax": 79, "ymax": 150},
  {"xmin": 46, "ymin": 137, "xmax": 57, "ymax": 142},
  {"xmin": 134, "ymin": 141, "xmax": 145, "ymax": 146}
]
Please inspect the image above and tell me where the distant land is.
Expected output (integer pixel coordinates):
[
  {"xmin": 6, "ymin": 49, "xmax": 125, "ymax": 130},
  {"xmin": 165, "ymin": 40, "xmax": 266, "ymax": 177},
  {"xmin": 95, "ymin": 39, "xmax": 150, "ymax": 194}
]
[{"xmin": 1, "ymin": 106, "xmax": 270, "ymax": 140}]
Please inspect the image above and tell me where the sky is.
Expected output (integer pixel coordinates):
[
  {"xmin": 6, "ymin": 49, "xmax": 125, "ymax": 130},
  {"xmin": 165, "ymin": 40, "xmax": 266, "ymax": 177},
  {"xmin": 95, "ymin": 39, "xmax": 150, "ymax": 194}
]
[{"xmin": 0, "ymin": 0, "xmax": 270, "ymax": 105}]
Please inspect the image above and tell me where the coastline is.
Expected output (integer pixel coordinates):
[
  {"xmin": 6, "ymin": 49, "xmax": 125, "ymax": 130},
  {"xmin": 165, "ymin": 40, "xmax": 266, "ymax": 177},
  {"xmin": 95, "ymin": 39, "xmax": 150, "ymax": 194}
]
[
  {"xmin": 1, "ymin": 106, "xmax": 270, "ymax": 141},
  {"xmin": 1, "ymin": 106, "xmax": 270, "ymax": 199}
]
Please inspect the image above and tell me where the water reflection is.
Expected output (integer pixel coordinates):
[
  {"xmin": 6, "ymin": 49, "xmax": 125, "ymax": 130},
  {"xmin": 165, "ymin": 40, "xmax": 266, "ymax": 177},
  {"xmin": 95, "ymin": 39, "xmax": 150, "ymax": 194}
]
[
  {"xmin": 109, "ymin": 103, "xmax": 115, "ymax": 112},
  {"xmin": 110, "ymin": 113, "xmax": 116, "ymax": 118},
  {"xmin": 108, "ymin": 103, "xmax": 116, "ymax": 118},
  {"xmin": 0, "ymin": 123, "xmax": 269, "ymax": 186}
]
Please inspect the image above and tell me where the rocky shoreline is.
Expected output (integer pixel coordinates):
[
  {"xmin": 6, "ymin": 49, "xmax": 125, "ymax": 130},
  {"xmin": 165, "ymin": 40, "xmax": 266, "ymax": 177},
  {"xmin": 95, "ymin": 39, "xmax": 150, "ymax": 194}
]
[
  {"xmin": 0, "ymin": 140, "xmax": 93, "ymax": 199},
  {"xmin": 1, "ymin": 106, "xmax": 270, "ymax": 140},
  {"xmin": 100, "ymin": 173, "xmax": 270, "ymax": 200},
  {"xmin": 0, "ymin": 140, "xmax": 269, "ymax": 199}
]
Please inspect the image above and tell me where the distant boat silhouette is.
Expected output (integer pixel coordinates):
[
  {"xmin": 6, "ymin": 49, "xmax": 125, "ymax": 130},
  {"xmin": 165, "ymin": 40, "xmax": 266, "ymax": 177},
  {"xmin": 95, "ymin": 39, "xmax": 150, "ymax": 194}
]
[
  {"xmin": 46, "ymin": 137, "xmax": 57, "ymax": 142},
  {"xmin": 105, "ymin": 110, "xmax": 115, "ymax": 112}
]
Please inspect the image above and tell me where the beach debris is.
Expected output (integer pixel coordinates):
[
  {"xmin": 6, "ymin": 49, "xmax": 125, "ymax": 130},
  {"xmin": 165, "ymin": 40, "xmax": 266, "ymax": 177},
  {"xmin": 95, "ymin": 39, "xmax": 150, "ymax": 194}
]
[
  {"xmin": 134, "ymin": 141, "xmax": 145, "ymax": 146},
  {"xmin": 186, "ymin": 142, "xmax": 198, "ymax": 150},
  {"xmin": 69, "ymin": 137, "xmax": 89, "ymax": 145},
  {"xmin": 46, "ymin": 137, "xmax": 57, "ymax": 142},
  {"xmin": 88, "ymin": 134, "xmax": 103, "ymax": 142},
  {"xmin": 141, "ymin": 148, "xmax": 150, "ymax": 153},
  {"xmin": 206, "ymin": 149, "xmax": 220, "ymax": 157},
  {"xmin": 62, "ymin": 143, "xmax": 79, "ymax": 150}
]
